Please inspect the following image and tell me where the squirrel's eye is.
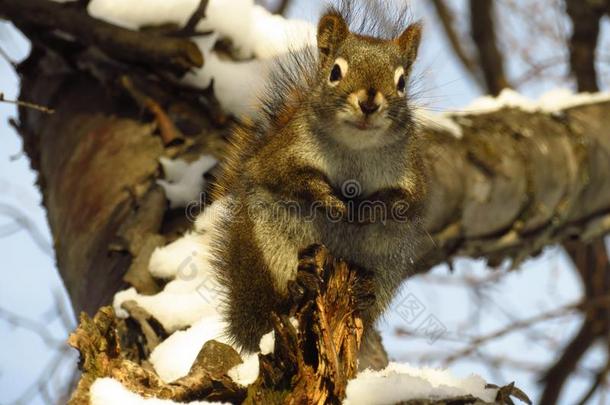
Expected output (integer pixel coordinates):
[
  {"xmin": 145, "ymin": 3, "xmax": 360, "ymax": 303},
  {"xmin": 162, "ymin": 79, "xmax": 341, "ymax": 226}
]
[
  {"xmin": 330, "ymin": 64, "xmax": 342, "ymax": 82},
  {"xmin": 394, "ymin": 66, "xmax": 406, "ymax": 95},
  {"xmin": 328, "ymin": 57, "xmax": 348, "ymax": 87},
  {"xmin": 397, "ymin": 75, "xmax": 406, "ymax": 93}
]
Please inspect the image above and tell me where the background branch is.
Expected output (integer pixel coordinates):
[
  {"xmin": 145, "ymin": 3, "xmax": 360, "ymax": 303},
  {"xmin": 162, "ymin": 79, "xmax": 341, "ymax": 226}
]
[
  {"xmin": 0, "ymin": 0, "xmax": 203, "ymax": 73},
  {"xmin": 565, "ymin": 0, "xmax": 604, "ymax": 92},
  {"xmin": 469, "ymin": 0, "xmax": 510, "ymax": 95},
  {"xmin": 430, "ymin": 0, "xmax": 485, "ymax": 91}
]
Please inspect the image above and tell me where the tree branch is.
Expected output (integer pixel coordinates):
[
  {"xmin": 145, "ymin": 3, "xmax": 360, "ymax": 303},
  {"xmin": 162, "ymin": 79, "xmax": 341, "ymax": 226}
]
[
  {"xmin": 565, "ymin": 0, "xmax": 604, "ymax": 92},
  {"xmin": 430, "ymin": 0, "xmax": 485, "ymax": 91},
  {"xmin": 469, "ymin": 0, "xmax": 510, "ymax": 95},
  {"xmin": 539, "ymin": 237, "xmax": 610, "ymax": 404},
  {"xmin": 0, "ymin": 0, "xmax": 203, "ymax": 73}
]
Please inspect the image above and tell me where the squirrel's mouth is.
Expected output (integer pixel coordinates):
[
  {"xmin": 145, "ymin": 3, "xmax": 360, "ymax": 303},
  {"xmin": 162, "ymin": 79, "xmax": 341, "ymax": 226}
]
[{"xmin": 343, "ymin": 120, "xmax": 381, "ymax": 131}]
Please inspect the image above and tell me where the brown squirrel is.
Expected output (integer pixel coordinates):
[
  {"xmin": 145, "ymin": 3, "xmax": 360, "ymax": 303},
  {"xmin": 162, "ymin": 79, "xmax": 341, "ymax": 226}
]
[{"xmin": 207, "ymin": 2, "xmax": 427, "ymax": 354}]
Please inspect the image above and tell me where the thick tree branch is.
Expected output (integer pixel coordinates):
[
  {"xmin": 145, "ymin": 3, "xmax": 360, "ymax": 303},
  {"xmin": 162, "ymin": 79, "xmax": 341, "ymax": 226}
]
[
  {"xmin": 15, "ymin": 41, "xmax": 610, "ymax": 313},
  {"xmin": 469, "ymin": 0, "xmax": 510, "ymax": 95},
  {"xmin": 0, "ymin": 0, "xmax": 203, "ymax": 73}
]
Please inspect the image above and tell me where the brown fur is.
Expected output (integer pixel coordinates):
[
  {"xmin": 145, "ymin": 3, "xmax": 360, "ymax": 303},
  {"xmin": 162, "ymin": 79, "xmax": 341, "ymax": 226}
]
[{"xmin": 208, "ymin": 5, "xmax": 427, "ymax": 353}]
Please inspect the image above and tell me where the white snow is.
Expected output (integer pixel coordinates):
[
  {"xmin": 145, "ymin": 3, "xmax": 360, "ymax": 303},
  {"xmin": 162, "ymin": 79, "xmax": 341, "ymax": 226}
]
[
  {"xmin": 458, "ymin": 88, "xmax": 610, "ymax": 115},
  {"xmin": 227, "ymin": 353, "xmax": 260, "ymax": 386},
  {"xmin": 414, "ymin": 107, "xmax": 463, "ymax": 138},
  {"xmin": 258, "ymin": 331, "xmax": 275, "ymax": 355},
  {"xmin": 90, "ymin": 378, "xmax": 228, "ymax": 405},
  {"xmin": 150, "ymin": 315, "xmax": 228, "ymax": 382},
  {"xmin": 84, "ymin": 0, "xmax": 315, "ymax": 117},
  {"xmin": 182, "ymin": 50, "xmax": 271, "ymax": 118},
  {"xmin": 157, "ymin": 155, "xmax": 217, "ymax": 209},
  {"xmin": 114, "ymin": 199, "xmax": 228, "ymax": 331},
  {"xmin": 345, "ymin": 362, "xmax": 498, "ymax": 405},
  {"xmin": 421, "ymin": 88, "xmax": 610, "ymax": 138}
]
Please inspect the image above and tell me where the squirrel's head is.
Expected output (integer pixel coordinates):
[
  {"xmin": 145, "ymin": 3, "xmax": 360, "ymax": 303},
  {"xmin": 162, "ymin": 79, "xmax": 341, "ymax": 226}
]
[{"xmin": 312, "ymin": 10, "xmax": 421, "ymax": 150}]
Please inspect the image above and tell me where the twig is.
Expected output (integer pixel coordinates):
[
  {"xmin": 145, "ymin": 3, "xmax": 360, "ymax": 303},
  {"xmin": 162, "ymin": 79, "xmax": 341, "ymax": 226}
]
[
  {"xmin": 0, "ymin": 44, "xmax": 16, "ymax": 69},
  {"xmin": 0, "ymin": 202, "xmax": 54, "ymax": 257},
  {"xmin": 273, "ymin": 0, "xmax": 292, "ymax": 16},
  {"xmin": 181, "ymin": 0, "xmax": 209, "ymax": 36},
  {"xmin": 441, "ymin": 295, "xmax": 610, "ymax": 365},
  {"xmin": 119, "ymin": 76, "xmax": 184, "ymax": 146},
  {"xmin": 0, "ymin": 221, "xmax": 21, "ymax": 238},
  {"xmin": 0, "ymin": 307, "xmax": 65, "ymax": 348},
  {"xmin": 576, "ymin": 361, "xmax": 610, "ymax": 405},
  {"xmin": 3, "ymin": 347, "xmax": 73, "ymax": 405},
  {"xmin": 0, "ymin": 92, "xmax": 54, "ymax": 114},
  {"xmin": 539, "ymin": 237, "xmax": 610, "ymax": 405}
]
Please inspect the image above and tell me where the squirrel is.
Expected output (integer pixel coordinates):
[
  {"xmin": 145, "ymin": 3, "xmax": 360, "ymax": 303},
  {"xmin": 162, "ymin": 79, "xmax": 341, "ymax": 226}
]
[{"xmin": 207, "ymin": 2, "xmax": 427, "ymax": 355}]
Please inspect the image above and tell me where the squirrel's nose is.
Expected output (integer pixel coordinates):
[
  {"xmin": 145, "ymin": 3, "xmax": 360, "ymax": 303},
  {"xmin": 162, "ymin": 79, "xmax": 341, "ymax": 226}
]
[{"xmin": 359, "ymin": 99, "xmax": 380, "ymax": 115}]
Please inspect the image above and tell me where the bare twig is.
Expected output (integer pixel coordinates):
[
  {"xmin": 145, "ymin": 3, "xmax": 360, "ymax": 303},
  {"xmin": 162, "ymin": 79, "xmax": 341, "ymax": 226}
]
[
  {"xmin": 273, "ymin": 0, "xmax": 292, "ymax": 16},
  {"xmin": 539, "ymin": 237, "xmax": 610, "ymax": 405},
  {"xmin": 0, "ymin": 44, "xmax": 16, "ymax": 68},
  {"xmin": 119, "ymin": 76, "xmax": 184, "ymax": 146},
  {"xmin": 181, "ymin": 0, "xmax": 209, "ymax": 36},
  {"xmin": 0, "ymin": 92, "xmax": 54, "ymax": 114},
  {"xmin": 437, "ymin": 294, "xmax": 610, "ymax": 365},
  {"xmin": 4, "ymin": 347, "xmax": 74, "ymax": 405},
  {"xmin": 576, "ymin": 360, "xmax": 610, "ymax": 405},
  {"xmin": 0, "ymin": 307, "xmax": 65, "ymax": 347},
  {"xmin": 0, "ymin": 202, "xmax": 54, "ymax": 257},
  {"xmin": 0, "ymin": 220, "xmax": 21, "ymax": 238},
  {"xmin": 469, "ymin": 0, "xmax": 510, "ymax": 95}
]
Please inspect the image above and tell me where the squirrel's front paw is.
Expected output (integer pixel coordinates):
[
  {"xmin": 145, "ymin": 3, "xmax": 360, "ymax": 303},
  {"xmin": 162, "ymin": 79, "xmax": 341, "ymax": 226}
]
[{"xmin": 289, "ymin": 244, "xmax": 330, "ymax": 307}]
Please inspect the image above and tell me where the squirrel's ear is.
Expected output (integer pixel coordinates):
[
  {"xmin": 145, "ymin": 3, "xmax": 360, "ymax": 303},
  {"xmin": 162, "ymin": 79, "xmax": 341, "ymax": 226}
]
[
  {"xmin": 396, "ymin": 22, "xmax": 422, "ymax": 65},
  {"xmin": 317, "ymin": 12, "xmax": 349, "ymax": 60}
]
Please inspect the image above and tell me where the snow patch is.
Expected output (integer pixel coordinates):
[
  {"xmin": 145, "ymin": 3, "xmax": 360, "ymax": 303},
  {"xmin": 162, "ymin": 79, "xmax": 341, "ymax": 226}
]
[
  {"xmin": 150, "ymin": 315, "xmax": 229, "ymax": 382},
  {"xmin": 345, "ymin": 363, "xmax": 498, "ymax": 405},
  {"xmin": 227, "ymin": 353, "xmax": 260, "ymax": 386},
  {"xmin": 158, "ymin": 155, "xmax": 217, "ymax": 209},
  {"xmin": 85, "ymin": 0, "xmax": 315, "ymax": 117},
  {"xmin": 414, "ymin": 107, "xmax": 463, "ymax": 138},
  {"xmin": 90, "ymin": 378, "xmax": 228, "ymax": 405},
  {"xmin": 258, "ymin": 330, "xmax": 275, "ymax": 355},
  {"xmin": 113, "ymin": 199, "xmax": 229, "ymax": 331},
  {"xmin": 458, "ymin": 88, "xmax": 610, "ymax": 115}
]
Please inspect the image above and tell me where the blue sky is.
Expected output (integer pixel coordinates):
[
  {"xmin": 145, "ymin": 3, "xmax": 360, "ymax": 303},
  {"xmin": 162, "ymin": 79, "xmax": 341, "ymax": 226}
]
[{"xmin": 0, "ymin": 1, "xmax": 609, "ymax": 404}]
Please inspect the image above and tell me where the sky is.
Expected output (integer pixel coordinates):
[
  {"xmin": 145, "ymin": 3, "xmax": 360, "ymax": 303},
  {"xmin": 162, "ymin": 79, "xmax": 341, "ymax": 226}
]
[{"xmin": 0, "ymin": 1, "xmax": 609, "ymax": 404}]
